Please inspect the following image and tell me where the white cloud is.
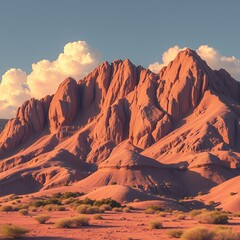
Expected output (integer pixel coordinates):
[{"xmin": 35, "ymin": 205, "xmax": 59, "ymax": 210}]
[
  {"xmin": 0, "ymin": 68, "xmax": 30, "ymax": 118},
  {"xmin": 149, "ymin": 45, "xmax": 240, "ymax": 81},
  {"xmin": 0, "ymin": 41, "xmax": 101, "ymax": 118},
  {"xmin": 149, "ymin": 46, "xmax": 186, "ymax": 73}
]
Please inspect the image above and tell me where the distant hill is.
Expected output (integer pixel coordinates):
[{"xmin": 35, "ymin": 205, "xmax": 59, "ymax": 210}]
[{"xmin": 0, "ymin": 48, "xmax": 240, "ymax": 211}]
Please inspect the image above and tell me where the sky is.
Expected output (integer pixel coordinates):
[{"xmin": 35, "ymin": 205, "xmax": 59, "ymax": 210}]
[{"xmin": 0, "ymin": 0, "xmax": 240, "ymax": 118}]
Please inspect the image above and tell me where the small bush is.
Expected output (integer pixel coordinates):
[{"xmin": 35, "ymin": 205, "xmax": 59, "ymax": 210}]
[
  {"xmin": 214, "ymin": 226, "xmax": 240, "ymax": 240},
  {"xmin": 86, "ymin": 206, "xmax": 100, "ymax": 214},
  {"xmin": 18, "ymin": 209, "xmax": 29, "ymax": 215},
  {"xmin": 55, "ymin": 216, "xmax": 89, "ymax": 228},
  {"xmin": 230, "ymin": 192, "xmax": 237, "ymax": 196},
  {"xmin": 177, "ymin": 214, "xmax": 186, "ymax": 220},
  {"xmin": 167, "ymin": 229, "xmax": 183, "ymax": 238},
  {"xmin": 122, "ymin": 207, "xmax": 131, "ymax": 213},
  {"xmin": 93, "ymin": 214, "xmax": 103, "ymax": 220},
  {"xmin": 1, "ymin": 224, "xmax": 29, "ymax": 238},
  {"xmin": 148, "ymin": 221, "xmax": 163, "ymax": 229},
  {"xmin": 159, "ymin": 211, "xmax": 167, "ymax": 217},
  {"xmin": 196, "ymin": 211, "xmax": 229, "ymax": 224},
  {"xmin": 93, "ymin": 198, "xmax": 121, "ymax": 208},
  {"xmin": 34, "ymin": 215, "xmax": 51, "ymax": 224},
  {"xmin": 1, "ymin": 205, "xmax": 13, "ymax": 212},
  {"xmin": 112, "ymin": 207, "xmax": 122, "ymax": 212},
  {"xmin": 208, "ymin": 201, "xmax": 215, "ymax": 206},
  {"xmin": 144, "ymin": 208, "xmax": 155, "ymax": 214},
  {"xmin": 189, "ymin": 209, "xmax": 204, "ymax": 218},
  {"xmin": 99, "ymin": 204, "xmax": 112, "ymax": 211},
  {"xmin": 181, "ymin": 227, "xmax": 215, "ymax": 240}
]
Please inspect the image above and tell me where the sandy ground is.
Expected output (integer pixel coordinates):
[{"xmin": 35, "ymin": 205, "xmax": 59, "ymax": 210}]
[{"xmin": 0, "ymin": 209, "xmax": 240, "ymax": 240}]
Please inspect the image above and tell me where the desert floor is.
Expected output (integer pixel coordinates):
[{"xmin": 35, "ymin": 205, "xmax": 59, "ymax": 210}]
[{"xmin": 0, "ymin": 209, "xmax": 240, "ymax": 240}]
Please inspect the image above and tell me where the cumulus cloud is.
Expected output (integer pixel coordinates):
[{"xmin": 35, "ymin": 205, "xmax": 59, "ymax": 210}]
[
  {"xmin": 149, "ymin": 45, "xmax": 240, "ymax": 81},
  {"xmin": 149, "ymin": 46, "xmax": 186, "ymax": 73},
  {"xmin": 0, "ymin": 41, "xmax": 101, "ymax": 118},
  {"xmin": 0, "ymin": 69, "xmax": 30, "ymax": 118}
]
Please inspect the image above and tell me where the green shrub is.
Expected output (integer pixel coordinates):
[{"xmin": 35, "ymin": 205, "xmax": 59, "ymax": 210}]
[
  {"xmin": 93, "ymin": 198, "xmax": 121, "ymax": 208},
  {"xmin": 167, "ymin": 229, "xmax": 183, "ymax": 238},
  {"xmin": 196, "ymin": 211, "xmax": 229, "ymax": 224},
  {"xmin": 148, "ymin": 221, "xmax": 163, "ymax": 229},
  {"xmin": 1, "ymin": 224, "xmax": 29, "ymax": 238},
  {"xmin": 181, "ymin": 227, "xmax": 215, "ymax": 240},
  {"xmin": 34, "ymin": 214, "xmax": 51, "ymax": 224},
  {"xmin": 55, "ymin": 216, "xmax": 90, "ymax": 228}
]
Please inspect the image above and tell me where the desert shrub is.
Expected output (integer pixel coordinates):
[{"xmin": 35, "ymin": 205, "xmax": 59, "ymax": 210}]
[
  {"xmin": 18, "ymin": 209, "xmax": 29, "ymax": 215},
  {"xmin": 81, "ymin": 197, "xmax": 94, "ymax": 205},
  {"xmin": 181, "ymin": 227, "xmax": 215, "ymax": 240},
  {"xmin": 1, "ymin": 205, "xmax": 13, "ymax": 212},
  {"xmin": 198, "ymin": 192, "xmax": 203, "ymax": 196},
  {"xmin": 177, "ymin": 214, "xmax": 186, "ymax": 220},
  {"xmin": 122, "ymin": 207, "xmax": 131, "ymax": 213},
  {"xmin": 93, "ymin": 214, "xmax": 103, "ymax": 220},
  {"xmin": 99, "ymin": 204, "xmax": 112, "ymax": 211},
  {"xmin": 77, "ymin": 205, "xmax": 100, "ymax": 214},
  {"xmin": 189, "ymin": 209, "xmax": 204, "ymax": 218},
  {"xmin": 93, "ymin": 198, "xmax": 121, "ymax": 208},
  {"xmin": 31, "ymin": 200, "xmax": 45, "ymax": 208},
  {"xmin": 1, "ymin": 224, "xmax": 29, "ymax": 238},
  {"xmin": 229, "ymin": 192, "xmax": 237, "ymax": 196},
  {"xmin": 15, "ymin": 203, "xmax": 29, "ymax": 210},
  {"xmin": 86, "ymin": 206, "xmax": 100, "ymax": 214},
  {"xmin": 34, "ymin": 214, "xmax": 51, "ymax": 224},
  {"xmin": 55, "ymin": 216, "xmax": 89, "ymax": 228},
  {"xmin": 167, "ymin": 229, "xmax": 183, "ymax": 238},
  {"xmin": 196, "ymin": 211, "xmax": 229, "ymax": 224},
  {"xmin": 208, "ymin": 201, "xmax": 215, "ymax": 206},
  {"xmin": 213, "ymin": 226, "xmax": 240, "ymax": 240},
  {"xmin": 147, "ymin": 205, "xmax": 163, "ymax": 211},
  {"xmin": 134, "ymin": 198, "xmax": 140, "ymax": 202},
  {"xmin": 76, "ymin": 204, "xmax": 89, "ymax": 214},
  {"xmin": 159, "ymin": 211, "xmax": 167, "ymax": 217},
  {"xmin": 112, "ymin": 207, "xmax": 122, "ymax": 212},
  {"xmin": 44, "ymin": 198, "xmax": 61, "ymax": 206},
  {"xmin": 148, "ymin": 221, "xmax": 163, "ymax": 229},
  {"xmin": 52, "ymin": 192, "xmax": 83, "ymax": 200},
  {"xmin": 144, "ymin": 208, "xmax": 155, "ymax": 214}
]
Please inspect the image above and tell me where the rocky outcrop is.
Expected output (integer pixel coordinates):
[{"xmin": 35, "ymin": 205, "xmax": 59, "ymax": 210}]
[
  {"xmin": 49, "ymin": 77, "xmax": 79, "ymax": 132},
  {"xmin": 1, "ymin": 48, "xmax": 240, "ymax": 197},
  {"xmin": 0, "ymin": 96, "xmax": 51, "ymax": 154}
]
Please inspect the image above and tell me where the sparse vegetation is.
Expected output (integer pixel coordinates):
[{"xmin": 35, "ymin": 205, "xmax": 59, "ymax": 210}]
[
  {"xmin": 230, "ymin": 192, "xmax": 237, "ymax": 196},
  {"xmin": 55, "ymin": 216, "xmax": 90, "ymax": 228},
  {"xmin": 93, "ymin": 214, "xmax": 103, "ymax": 220},
  {"xmin": 18, "ymin": 209, "xmax": 29, "ymax": 215},
  {"xmin": 181, "ymin": 227, "xmax": 214, "ymax": 240},
  {"xmin": 1, "ymin": 224, "xmax": 29, "ymax": 238},
  {"xmin": 122, "ymin": 207, "xmax": 131, "ymax": 213},
  {"xmin": 196, "ymin": 211, "xmax": 229, "ymax": 224},
  {"xmin": 167, "ymin": 229, "xmax": 183, "ymax": 238},
  {"xmin": 1, "ymin": 205, "xmax": 13, "ymax": 212},
  {"xmin": 34, "ymin": 214, "xmax": 51, "ymax": 224},
  {"xmin": 214, "ymin": 226, "xmax": 240, "ymax": 240},
  {"xmin": 148, "ymin": 221, "xmax": 163, "ymax": 229}
]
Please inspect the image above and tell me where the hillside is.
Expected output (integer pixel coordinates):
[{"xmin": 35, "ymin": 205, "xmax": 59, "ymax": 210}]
[{"xmin": 0, "ymin": 48, "xmax": 240, "ymax": 210}]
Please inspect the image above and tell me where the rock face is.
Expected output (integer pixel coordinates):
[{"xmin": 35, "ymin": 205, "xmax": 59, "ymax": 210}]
[
  {"xmin": 0, "ymin": 48, "xmax": 240, "ymax": 200},
  {"xmin": 49, "ymin": 77, "xmax": 79, "ymax": 132}
]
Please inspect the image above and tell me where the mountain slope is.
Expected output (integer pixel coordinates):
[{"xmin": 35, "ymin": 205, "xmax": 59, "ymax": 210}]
[{"xmin": 0, "ymin": 49, "xmax": 239, "ymax": 200}]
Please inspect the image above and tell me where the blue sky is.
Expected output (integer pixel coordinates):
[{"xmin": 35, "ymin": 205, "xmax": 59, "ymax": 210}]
[
  {"xmin": 0, "ymin": 0, "xmax": 240, "ymax": 118},
  {"xmin": 0, "ymin": 0, "xmax": 239, "ymax": 75}
]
